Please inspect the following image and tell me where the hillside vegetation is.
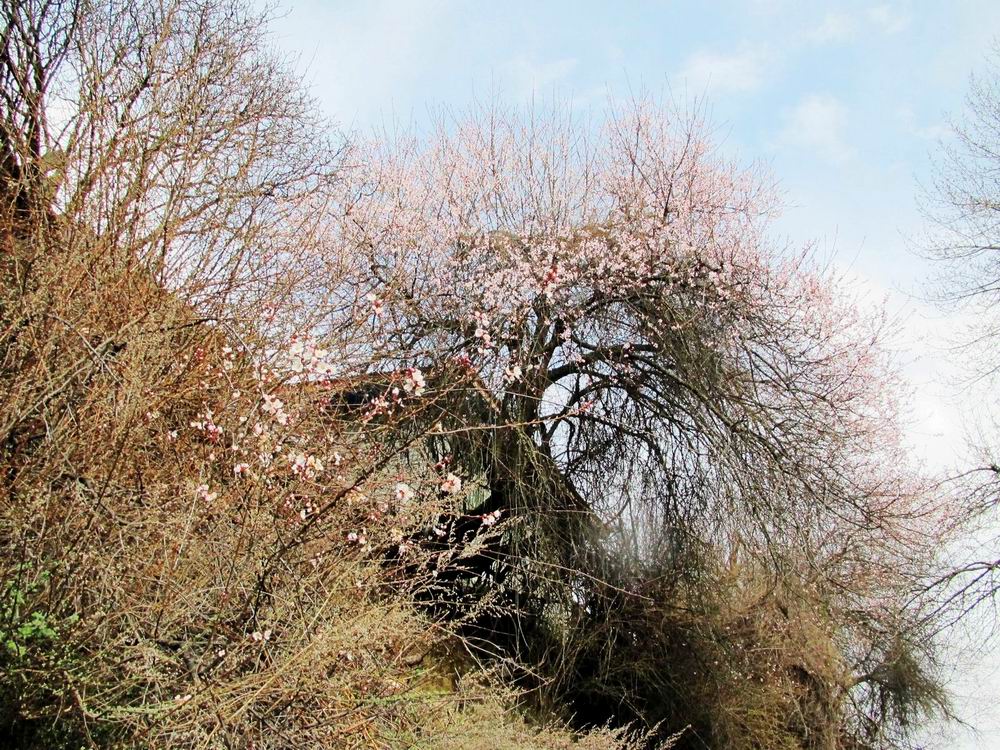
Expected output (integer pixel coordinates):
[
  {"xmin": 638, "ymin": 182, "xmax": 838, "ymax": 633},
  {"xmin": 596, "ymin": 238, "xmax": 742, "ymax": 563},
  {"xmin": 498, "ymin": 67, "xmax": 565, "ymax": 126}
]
[{"xmin": 0, "ymin": 1, "xmax": 961, "ymax": 748}]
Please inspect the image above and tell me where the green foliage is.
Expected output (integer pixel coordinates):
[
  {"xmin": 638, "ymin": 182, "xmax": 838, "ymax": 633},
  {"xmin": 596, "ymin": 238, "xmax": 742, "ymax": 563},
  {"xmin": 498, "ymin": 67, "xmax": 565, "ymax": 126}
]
[
  {"xmin": 0, "ymin": 565, "xmax": 75, "ymax": 658},
  {"xmin": 0, "ymin": 565, "xmax": 107, "ymax": 749}
]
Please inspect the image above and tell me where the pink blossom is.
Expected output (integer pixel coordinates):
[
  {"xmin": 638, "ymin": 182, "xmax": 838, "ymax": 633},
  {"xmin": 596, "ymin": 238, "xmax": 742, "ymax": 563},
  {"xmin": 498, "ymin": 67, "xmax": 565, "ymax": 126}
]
[
  {"xmin": 196, "ymin": 484, "xmax": 218, "ymax": 503},
  {"xmin": 503, "ymin": 365, "xmax": 522, "ymax": 383},
  {"xmin": 289, "ymin": 452, "xmax": 324, "ymax": 478},
  {"xmin": 394, "ymin": 482, "xmax": 415, "ymax": 504},
  {"xmin": 346, "ymin": 531, "xmax": 367, "ymax": 546},
  {"xmin": 440, "ymin": 473, "xmax": 462, "ymax": 495},
  {"xmin": 261, "ymin": 393, "xmax": 289, "ymax": 425},
  {"xmin": 402, "ymin": 367, "xmax": 426, "ymax": 396}
]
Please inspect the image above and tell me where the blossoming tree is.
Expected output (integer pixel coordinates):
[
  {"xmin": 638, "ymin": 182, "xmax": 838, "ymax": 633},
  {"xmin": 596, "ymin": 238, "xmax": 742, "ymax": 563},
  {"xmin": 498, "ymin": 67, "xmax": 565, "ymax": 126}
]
[
  {"xmin": 0, "ymin": 0, "xmax": 960, "ymax": 741},
  {"xmin": 332, "ymin": 103, "xmax": 954, "ymax": 745}
]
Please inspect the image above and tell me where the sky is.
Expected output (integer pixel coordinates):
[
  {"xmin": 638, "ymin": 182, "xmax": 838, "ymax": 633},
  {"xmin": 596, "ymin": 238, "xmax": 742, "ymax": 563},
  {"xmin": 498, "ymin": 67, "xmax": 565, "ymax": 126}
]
[{"xmin": 263, "ymin": 2, "xmax": 1000, "ymax": 745}]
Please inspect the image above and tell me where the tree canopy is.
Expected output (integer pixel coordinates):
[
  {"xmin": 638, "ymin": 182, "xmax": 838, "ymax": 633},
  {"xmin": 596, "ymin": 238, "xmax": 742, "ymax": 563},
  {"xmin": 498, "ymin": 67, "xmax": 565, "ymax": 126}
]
[
  {"xmin": 0, "ymin": 1, "xmax": 965, "ymax": 748},
  {"xmin": 330, "ymin": 104, "xmax": 955, "ymax": 746}
]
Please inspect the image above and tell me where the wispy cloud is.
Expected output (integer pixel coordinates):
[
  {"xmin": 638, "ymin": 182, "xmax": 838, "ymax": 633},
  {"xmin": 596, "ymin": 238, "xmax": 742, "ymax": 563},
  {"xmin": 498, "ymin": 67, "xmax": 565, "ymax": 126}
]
[
  {"xmin": 866, "ymin": 4, "xmax": 910, "ymax": 35},
  {"xmin": 807, "ymin": 11, "xmax": 856, "ymax": 44},
  {"xmin": 674, "ymin": 48, "xmax": 769, "ymax": 95},
  {"xmin": 805, "ymin": 4, "xmax": 910, "ymax": 45},
  {"xmin": 503, "ymin": 56, "xmax": 578, "ymax": 99},
  {"xmin": 896, "ymin": 106, "xmax": 951, "ymax": 142},
  {"xmin": 779, "ymin": 93, "xmax": 855, "ymax": 164}
]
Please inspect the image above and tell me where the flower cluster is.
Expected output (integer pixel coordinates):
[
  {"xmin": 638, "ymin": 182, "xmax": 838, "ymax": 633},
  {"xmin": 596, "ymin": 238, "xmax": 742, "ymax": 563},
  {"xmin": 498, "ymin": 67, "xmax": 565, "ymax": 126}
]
[
  {"xmin": 480, "ymin": 509, "xmax": 502, "ymax": 527},
  {"xmin": 394, "ymin": 482, "xmax": 415, "ymax": 505},
  {"xmin": 190, "ymin": 409, "xmax": 224, "ymax": 443},
  {"xmin": 196, "ymin": 483, "xmax": 218, "ymax": 503},
  {"xmin": 366, "ymin": 292, "xmax": 384, "ymax": 316},
  {"xmin": 261, "ymin": 393, "xmax": 289, "ymax": 426},
  {"xmin": 402, "ymin": 367, "xmax": 426, "ymax": 397},
  {"xmin": 440, "ymin": 473, "xmax": 462, "ymax": 495},
  {"xmin": 290, "ymin": 452, "xmax": 324, "ymax": 479},
  {"xmin": 284, "ymin": 335, "xmax": 336, "ymax": 377}
]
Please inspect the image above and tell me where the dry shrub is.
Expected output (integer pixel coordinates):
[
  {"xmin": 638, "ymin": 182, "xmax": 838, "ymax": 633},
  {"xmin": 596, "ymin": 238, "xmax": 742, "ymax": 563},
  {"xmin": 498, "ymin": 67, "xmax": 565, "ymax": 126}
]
[
  {"xmin": 0, "ymin": 201, "xmax": 648, "ymax": 748},
  {"xmin": 481, "ymin": 544, "xmax": 948, "ymax": 750},
  {"xmin": 0, "ymin": 1, "xmax": 645, "ymax": 747}
]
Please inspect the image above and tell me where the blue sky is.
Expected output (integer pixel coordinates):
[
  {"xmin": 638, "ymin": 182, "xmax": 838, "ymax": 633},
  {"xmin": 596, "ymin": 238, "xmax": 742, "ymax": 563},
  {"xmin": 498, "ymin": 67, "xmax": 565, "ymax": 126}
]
[
  {"xmin": 265, "ymin": 3, "xmax": 1000, "ymax": 744},
  {"xmin": 267, "ymin": 0, "xmax": 997, "ymax": 284}
]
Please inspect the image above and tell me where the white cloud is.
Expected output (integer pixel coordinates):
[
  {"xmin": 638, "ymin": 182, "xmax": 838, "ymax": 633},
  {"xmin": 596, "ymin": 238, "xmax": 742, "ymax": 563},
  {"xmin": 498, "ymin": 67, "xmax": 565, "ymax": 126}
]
[
  {"xmin": 916, "ymin": 122, "xmax": 951, "ymax": 142},
  {"xmin": 747, "ymin": 0, "xmax": 794, "ymax": 14},
  {"xmin": 503, "ymin": 56, "xmax": 578, "ymax": 99},
  {"xmin": 804, "ymin": 5, "xmax": 910, "ymax": 45},
  {"xmin": 897, "ymin": 106, "xmax": 951, "ymax": 142},
  {"xmin": 807, "ymin": 11, "xmax": 856, "ymax": 44},
  {"xmin": 674, "ymin": 48, "xmax": 768, "ymax": 95},
  {"xmin": 866, "ymin": 4, "xmax": 910, "ymax": 35},
  {"xmin": 779, "ymin": 93, "xmax": 855, "ymax": 164}
]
